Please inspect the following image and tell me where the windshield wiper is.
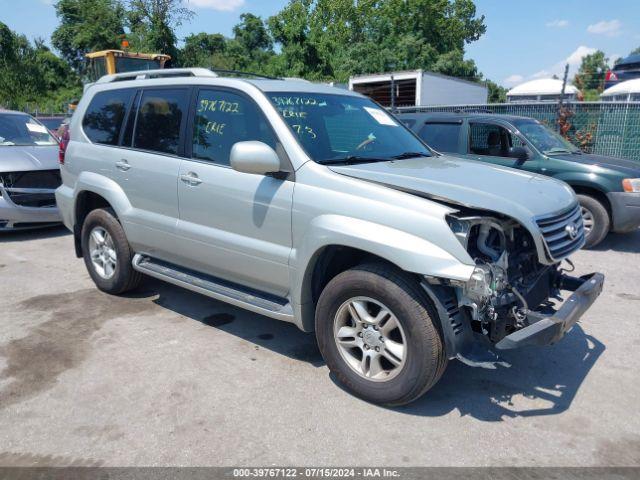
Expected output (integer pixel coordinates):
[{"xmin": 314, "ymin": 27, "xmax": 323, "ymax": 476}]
[
  {"xmin": 319, "ymin": 156, "xmax": 390, "ymax": 165},
  {"xmin": 391, "ymin": 151, "xmax": 431, "ymax": 160},
  {"xmin": 544, "ymin": 147, "xmax": 573, "ymax": 155}
]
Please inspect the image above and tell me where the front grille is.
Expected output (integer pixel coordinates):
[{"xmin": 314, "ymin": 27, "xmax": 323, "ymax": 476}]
[
  {"xmin": 0, "ymin": 170, "xmax": 61, "ymax": 189},
  {"xmin": 6, "ymin": 192, "xmax": 57, "ymax": 208},
  {"xmin": 0, "ymin": 169, "xmax": 60, "ymax": 209},
  {"xmin": 535, "ymin": 203, "xmax": 585, "ymax": 261}
]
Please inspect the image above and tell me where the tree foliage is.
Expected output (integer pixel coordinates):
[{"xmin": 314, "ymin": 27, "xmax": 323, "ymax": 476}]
[
  {"xmin": 573, "ymin": 50, "xmax": 609, "ymax": 100},
  {"xmin": 6, "ymin": 0, "xmax": 501, "ymax": 110},
  {"xmin": 1, "ymin": 22, "xmax": 80, "ymax": 110},
  {"xmin": 266, "ymin": 0, "xmax": 485, "ymax": 82},
  {"xmin": 127, "ymin": 0, "xmax": 194, "ymax": 62},
  {"xmin": 52, "ymin": 0, "xmax": 126, "ymax": 72},
  {"xmin": 181, "ymin": 32, "xmax": 227, "ymax": 68},
  {"xmin": 486, "ymin": 80, "xmax": 507, "ymax": 103}
]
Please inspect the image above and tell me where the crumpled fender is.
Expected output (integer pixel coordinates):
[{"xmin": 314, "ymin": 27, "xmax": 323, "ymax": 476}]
[{"xmin": 290, "ymin": 214, "xmax": 476, "ymax": 307}]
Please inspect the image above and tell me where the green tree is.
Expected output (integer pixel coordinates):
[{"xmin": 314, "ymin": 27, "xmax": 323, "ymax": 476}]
[
  {"xmin": 573, "ymin": 50, "xmax": 609, "ymax": 93},
  {"xmin": 1, "ymin": 22, "xmax": 80, "ymax": 111},
  {"xmin": 180, "ymin": 32, "xmax": 227, "ymax": 67},
  {"xmin": 486, "ymin": 80, "xmax": 507, "ymax": 103},
  {"xmin": 226, "ymin": 13, "xmax": 275, "ymax": 72},
  {"xmin": 52, "ymin": 0, "xmax": 126, "ymax": 72},
  {"xmin": 127, "ymin": 0, "xmax": 194, "ymax": 62},
  {"xmin": 233, "ymin": 13, "xmax": 273, "ymax": 53},
  {"xmin": 267, "ymin": 0, "xmax": 485, "ymax": 82}
]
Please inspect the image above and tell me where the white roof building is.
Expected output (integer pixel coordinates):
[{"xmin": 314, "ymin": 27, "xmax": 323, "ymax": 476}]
[
  {"xmin": 601, "ymin": 79, "xmax": 640, "ymax": 101},
  {"xmin": 507, "ymin": 78, "xmax": 581, "ymax": 102}
]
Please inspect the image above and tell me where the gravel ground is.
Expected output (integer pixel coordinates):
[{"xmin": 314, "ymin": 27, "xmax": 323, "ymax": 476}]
[{"xmin": 0, "ymin": 226, "xmax": 639, "ymax": 467}]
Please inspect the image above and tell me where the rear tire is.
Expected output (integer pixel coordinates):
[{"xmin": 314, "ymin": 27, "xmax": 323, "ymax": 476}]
[
  {"xmin": 315, "ymin": 262, "xmax": 447, "ymax": 406},
  {"xmin": 81, "ymin": 208, "xmax": 142, "ymax": 294},
  {"xmin": 577, "ymin": 194, "xmax": 609, "ymax": 249}
]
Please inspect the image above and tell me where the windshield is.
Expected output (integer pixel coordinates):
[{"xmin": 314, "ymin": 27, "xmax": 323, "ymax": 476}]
[
  {"xmin": 513, "ymin": 119, "xmax": 579, "ymax": 155},
  {"xmin": 0, "ymin": 113, "xmax": 57, "ymax": 146},
  {"xmin": 115, "ymin": 57, "xmax": 162, "ymax": 73},
  {"xmin": 267, "ymin": 92, "xmax": 431, "ymax": 164}
]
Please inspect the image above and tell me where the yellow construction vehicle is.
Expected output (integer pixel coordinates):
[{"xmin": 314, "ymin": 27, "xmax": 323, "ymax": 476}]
[{"xmin": 84, "ymin": 49, "xmax": 171, "ymax": 82}]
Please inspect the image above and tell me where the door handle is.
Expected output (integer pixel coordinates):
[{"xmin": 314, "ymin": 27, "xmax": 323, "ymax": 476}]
[
  {"xmin": 115, "ymin": 160, "xmax": 131, "ymax": 171},
  {"xmin": 180, "ymin": 172, "xmax": 202, "ymax": 186}
]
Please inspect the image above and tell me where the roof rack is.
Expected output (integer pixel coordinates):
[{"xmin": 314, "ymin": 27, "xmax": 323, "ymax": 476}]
[
  {"xmin": 454, "ymin": 107, "xmax": 493, "ymax": 114},
  {"xmin": 208, "ymin": 69, "xmax": 279, "ymax": 80},
  {"xmin": 96, "ymin": 68, "xmax": 217, "ymax": 84}
]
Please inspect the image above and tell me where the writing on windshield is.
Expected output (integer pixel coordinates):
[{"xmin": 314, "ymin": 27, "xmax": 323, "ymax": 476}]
[{"xmin": 267, "ymin": 92, "xmax": 430, "ymax": 164}]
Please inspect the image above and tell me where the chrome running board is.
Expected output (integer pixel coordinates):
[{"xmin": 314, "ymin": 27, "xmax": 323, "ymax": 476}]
[{"xmin": 132, "ymin": 254, "xmax": 294, "ymax": 322}]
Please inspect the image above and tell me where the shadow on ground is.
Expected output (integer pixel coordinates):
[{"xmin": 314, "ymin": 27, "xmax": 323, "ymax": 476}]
[
  {"xmin": 140, "ymin": 277, "xmax": 325, "ymax": 367},
  {"xmin": 592, "ymin": 228, "xmax": 640, "ymax": 254},
  {"xmin": 393, "ymin": 324, "xmax": 604, "ymax": 421},
  {"xmin": 0, "ymin": 225, "xmax": 69, "ymax": 243},
  {"xmin": 138, "ymin": 277, "xmax": 604, "ymax": 421}
]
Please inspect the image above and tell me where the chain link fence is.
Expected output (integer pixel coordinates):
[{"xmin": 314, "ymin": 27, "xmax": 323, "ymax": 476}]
[
  {"xmin": 397, "ymin": 101, "xmax": 640, "ymax": 161},
  {"xmin": 1, "ymin": 101, "xmax": 69, "ymax": 117}
]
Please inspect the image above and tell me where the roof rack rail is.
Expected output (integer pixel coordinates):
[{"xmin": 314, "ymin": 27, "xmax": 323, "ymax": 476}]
[
  {"xmin": 209, "ymin": 69, "xmax": 279, "ymax": 80},
  {"xmin": 96, "ymin": 68, "xmax": 217, "ymax": 84},
  {"xmin": 454, "ymin": 107, "xmax": 493, "ymax": 114}
]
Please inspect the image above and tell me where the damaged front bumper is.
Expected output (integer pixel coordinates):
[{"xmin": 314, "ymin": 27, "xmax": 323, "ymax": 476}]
[{"xmin": 495, "ymin": 272, "xmax": 605, "ymax": 349}]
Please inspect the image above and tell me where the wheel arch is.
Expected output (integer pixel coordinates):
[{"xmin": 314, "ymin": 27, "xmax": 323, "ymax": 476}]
[
  {"xmin": 292, "ymin": 215, "xmax": 475, "ymax": 332},
  {"xmin": 72, "ymin": 173, "xmax": 132, "ymax": 257},
  {"xmin": 568, "ymin": 184, "xmax": 612, "ymax": 223}
]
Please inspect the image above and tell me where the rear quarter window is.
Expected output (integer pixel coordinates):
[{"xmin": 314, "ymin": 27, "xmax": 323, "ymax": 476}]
[
  {"xmin": 82, "ymin": 89, "xmax": 134, "ymax": 145},
  {"xmin": 418, "ymin": 122, "xmax": 461, "ymax": 153}
]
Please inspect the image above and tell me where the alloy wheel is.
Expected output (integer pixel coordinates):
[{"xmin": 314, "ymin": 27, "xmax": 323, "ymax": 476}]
[
  {"xmin": 88, "ymin": 226, "xmax": 117, "ymax": 279},
  {"xmin": 333, "ymin": 296, "xmax": 407, "ymax": 382},
  {"xmin": 581, "ymin": 206, "xmax": 594, "ymax": 235}
]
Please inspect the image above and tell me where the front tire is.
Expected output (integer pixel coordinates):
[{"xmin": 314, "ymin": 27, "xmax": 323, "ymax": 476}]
[
  {"xmin": 577, "ymin": 194, "xmax": 610, "ymax": 248},
  {"xmin": 81, "ymin": 208, "xmax": 142, "ymax": 294},
  {"xmin": 315, "ymin": 263, "xmax": 447, "ymax": 406}
]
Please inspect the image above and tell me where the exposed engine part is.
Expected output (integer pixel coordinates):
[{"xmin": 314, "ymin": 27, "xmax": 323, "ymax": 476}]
[{"xmin": 449, "ymin": 211, "xmax": 561, "ymax": 343}]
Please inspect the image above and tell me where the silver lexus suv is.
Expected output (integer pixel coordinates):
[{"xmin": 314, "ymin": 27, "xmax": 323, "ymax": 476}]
[{"xmin": 56, "ymin": 69, "xmax": 604, "ymax": 405}]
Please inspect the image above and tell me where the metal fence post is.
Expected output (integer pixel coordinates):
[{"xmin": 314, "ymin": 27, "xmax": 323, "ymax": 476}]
[
  {"xmin": 557, "ymin": 63, "xmax": 569, "ymax": 133},
  {"xmin": 390, "ymin": 75, "xmax": 396, "ymax": 113}
]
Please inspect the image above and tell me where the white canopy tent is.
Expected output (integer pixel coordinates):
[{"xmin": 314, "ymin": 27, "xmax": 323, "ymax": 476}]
[
  {"xmin": 601, "ymin": 79, "xmax": 640, "ymax": 102},
  {"xmin": 506, "ymin": 79, "xmax": 581, "ymax": 103}
]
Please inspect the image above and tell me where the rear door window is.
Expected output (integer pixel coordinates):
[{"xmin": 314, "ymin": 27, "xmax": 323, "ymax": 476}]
[
  {"xmin": 133, "ymin": 88, "xmax": 189, "ymax": 155},
  {"xmin": 192, "ymin": 89, "xmax": 277, "ymax": 166},
  {"xmin": 418, "ymin": 122, "xmax": 461, "ymax": 152},
  {"xmin": 82, "ymin": 89, "xmax": 135, "ymax": 145}
]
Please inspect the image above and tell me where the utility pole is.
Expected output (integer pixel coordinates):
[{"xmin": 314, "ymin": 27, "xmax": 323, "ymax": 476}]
[
  {"xmin": 390, "ymin": 75, "xmax": 396, "ymax": 113},
  {"xmin": 557, "ymin": 63, "xmax": 569, "ymax": 132}
]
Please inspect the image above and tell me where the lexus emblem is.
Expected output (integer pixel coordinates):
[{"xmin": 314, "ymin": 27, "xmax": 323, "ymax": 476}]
[{"xmin": 565, "ymin": 223, "xmax": 578, "ymax": 239}]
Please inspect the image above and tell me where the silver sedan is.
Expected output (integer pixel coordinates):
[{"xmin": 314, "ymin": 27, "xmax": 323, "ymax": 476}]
[{"xmin": 0, "ymin": 110, "xmax": 61, "ymax": 230}]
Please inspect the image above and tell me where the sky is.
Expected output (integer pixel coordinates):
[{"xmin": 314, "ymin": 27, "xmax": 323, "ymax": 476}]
[{"xmin": 1, "ymin": 0, "xmax": 639, "ymax": 88}]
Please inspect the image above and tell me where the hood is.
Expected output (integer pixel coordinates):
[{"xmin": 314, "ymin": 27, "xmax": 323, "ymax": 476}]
[
  {"xmin": 0, "ymin": 145, "xmax": 59, "ymax": 172},
  {"xmin": 552, "ymin": 153, "xmax": 640, "ymax": 177},
  {"xmin": 330, "ymin": 155, "xmax": 576, "ymax": 222}
]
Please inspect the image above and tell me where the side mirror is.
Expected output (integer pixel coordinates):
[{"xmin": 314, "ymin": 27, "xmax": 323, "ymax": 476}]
[
  {"xmin": 230, "ymin": 141, "xmax": 282, "ymax": 176},
  {"xmin": 509, "ymin": 146, "xmax": 530, "ymax": 161}
]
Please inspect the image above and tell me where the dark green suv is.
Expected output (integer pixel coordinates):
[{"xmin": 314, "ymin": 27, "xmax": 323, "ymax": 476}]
[{"xmin": 398, "ymin": 112, "xmax": 640, "ymax": 248}]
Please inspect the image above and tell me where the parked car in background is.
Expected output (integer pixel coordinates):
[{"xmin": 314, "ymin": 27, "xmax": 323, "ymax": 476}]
[
  {"xmin": 398, "ymin": 112, "xmax": 640, "ymax": 248},
  {"xmin": 56, "ymin": 68, "xmax": 604, "ymax": 406},
  {"xmin": 0, "ymin": 110, "xmax": 61, "ymax": 230},
  {"xmin": 605, "ymin": 54, "xmax": 640, "ymax": 90},
  {"xmin": 35, "ymin": 115, "xmax": 66, "ymax": 139}
]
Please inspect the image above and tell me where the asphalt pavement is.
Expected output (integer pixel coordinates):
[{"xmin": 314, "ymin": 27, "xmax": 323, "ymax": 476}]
[{"xmin": 0, "ymin": 226, "xmax": 639, "ymax": 466}]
